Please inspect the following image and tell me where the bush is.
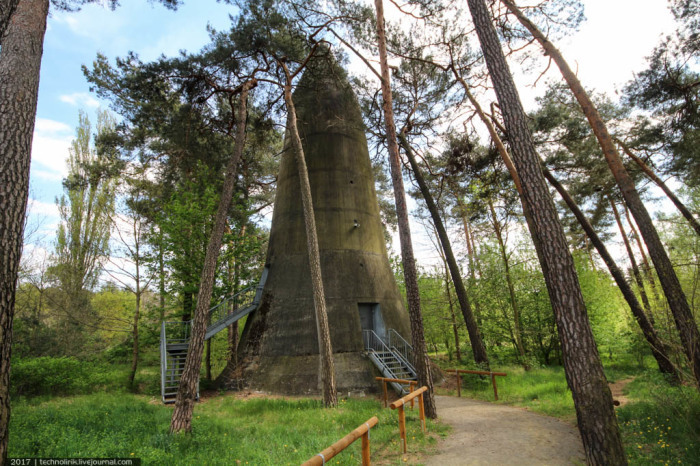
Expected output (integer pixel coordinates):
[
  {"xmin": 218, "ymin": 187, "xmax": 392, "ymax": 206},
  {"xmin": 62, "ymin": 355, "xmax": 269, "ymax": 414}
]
[
  {"xmin": 11, "ymin": 357, "xmax": 91, "ymax": 397},
  {"xmin": 10, "ymin": 357, "xmax": 133, "ymax": 397}
]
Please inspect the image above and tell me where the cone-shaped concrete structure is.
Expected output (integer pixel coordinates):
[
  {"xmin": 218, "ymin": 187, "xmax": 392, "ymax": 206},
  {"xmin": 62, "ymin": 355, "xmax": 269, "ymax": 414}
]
[{"xmin": 234, "ymin": 56, "xmax": 411, "ymax": 395}]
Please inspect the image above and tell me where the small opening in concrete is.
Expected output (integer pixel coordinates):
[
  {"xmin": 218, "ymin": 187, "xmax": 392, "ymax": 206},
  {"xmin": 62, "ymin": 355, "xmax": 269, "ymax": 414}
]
[{"xmin": 350, "ymin": 180, "xmax": 354, "ymax": 184}]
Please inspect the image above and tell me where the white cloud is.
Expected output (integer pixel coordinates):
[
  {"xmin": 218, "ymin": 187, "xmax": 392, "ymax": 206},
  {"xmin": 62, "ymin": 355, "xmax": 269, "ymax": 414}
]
[
  {"xmin": 31, "ymin": 118, "xmax": 72, "ymax": 180},
  {"xmin": 27, "ymin": 199, "xmax": 60, "ymax": 218},
  {"xmin": 34, "ymin": 118, "xmax": 71, "ymax": 134},
  {"xmin": 60, "ymin": 92, "xmax": 100, "ymax": 108}
]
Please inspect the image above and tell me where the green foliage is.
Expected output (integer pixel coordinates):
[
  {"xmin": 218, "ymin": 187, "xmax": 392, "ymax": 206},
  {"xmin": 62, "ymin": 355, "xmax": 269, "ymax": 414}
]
[
  {"xmin": 52, "ymin": 110, "xmax": 117, "ymax": 294},
  {"xmin": 9, "ymin": 357, "xmax": 123, "ymax": 397},
  {"xmin": 9, "ymin": 393, "xmax": 447, "ymax": 464},
  {"xmin": 618, "ymin": 372, "xmax": 700, "ymax": 464}
]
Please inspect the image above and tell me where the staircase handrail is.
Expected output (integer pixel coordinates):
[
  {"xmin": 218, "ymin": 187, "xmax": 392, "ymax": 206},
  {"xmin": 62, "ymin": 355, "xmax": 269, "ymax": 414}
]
[
  {"xmin": 388, "ymin": 329, "xmax": 416, "ymax": 374},
  {"xmin": 362, "ymin": 329, "xmax": 391, "ymax": 354},
  {"xmin": 162, "ymin": 320, "xmax": 191, "ymax": 343},
  {"xmin": 206, "ymin": 266, "xmax": 269, "ymax": 332},
  {"xmin": 363, "ymin": 330, "xmax": 413, "ymax": 393}
]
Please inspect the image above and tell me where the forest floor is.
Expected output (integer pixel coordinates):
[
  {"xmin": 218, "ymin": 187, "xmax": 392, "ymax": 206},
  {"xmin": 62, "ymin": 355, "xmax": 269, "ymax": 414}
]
[
  {"xmin": 422, "ymin": 395, "xmax": 585, "ymax": 465},
  {"xmin": 609, "ymin": 377, "xmax": 635, "ymax": 407}
]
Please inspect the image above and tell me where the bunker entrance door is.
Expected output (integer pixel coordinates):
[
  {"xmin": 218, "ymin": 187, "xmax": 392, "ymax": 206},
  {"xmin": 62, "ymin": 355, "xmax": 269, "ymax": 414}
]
[{"xmin": 358, "ymin": 303, "xmax": 386, "ymax": 341}]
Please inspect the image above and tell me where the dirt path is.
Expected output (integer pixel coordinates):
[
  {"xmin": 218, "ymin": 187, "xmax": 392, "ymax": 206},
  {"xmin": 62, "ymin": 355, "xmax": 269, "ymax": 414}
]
[
  {"xmin": 423, "ymin": 395, "xmax": 585, "ymax": 465},
  {"xmin": 609, "ymin": 377, "xmax": 635, "ymax": 407}
]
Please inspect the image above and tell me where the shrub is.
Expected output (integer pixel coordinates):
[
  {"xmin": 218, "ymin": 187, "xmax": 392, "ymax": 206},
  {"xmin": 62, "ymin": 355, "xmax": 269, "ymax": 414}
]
[{"xmin": 11, "ymin": 357, "xmax": 91, "ymax": 397}]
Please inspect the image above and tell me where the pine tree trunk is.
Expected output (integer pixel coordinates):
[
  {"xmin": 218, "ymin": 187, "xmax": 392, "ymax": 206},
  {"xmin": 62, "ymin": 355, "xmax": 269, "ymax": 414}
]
[
  {"xmin": 0, "ymin": 0, "xmax": 20, "ymax": 43},
  {"xmin": 501, "ymin": 0, "xmax": 700, "ymax": 387},
  {"xmin": 128, "ymin": 289, "xmax": 140, "ymax": 386},
  {"xmin": 623, "ymin": 203, "xmax": 661, "ymax": 306},
  {"xmin": 542, "ymin": 166, "xmax": 678, "ymax": 378},
  {"xmin": 129, "ymin": 233, "xmax": 142, "ymax": 387},
  {"xmin": 610, "ymin": 199, "xmax": 654, "ymax": 319},
  {"xmin": 374, "ymin": 0, "xmax": 436, "ymax": 418},
  {"xmin": 282, "ymin": 69, "xmax": 337, "ymax": 408},
  {"xmin": 616, "ymin": 139, "xmax": 700, "ymax": 237},
  {"xmin": 467, "ymin": 0, "xmax": 627, "ymax": 462},
  {"xmin": 451, "ymin": 67, "xmax": 546, "ymax": 263},
  {"xmin": 170, "ymin": 81, "xmax": 255, "ymax": 433},
  {"xmin": 400, "ymin": 134, "xmax": 489, "ymax": 367},
  {"xmin": 158, "ymin": 237, "xmax": 165, "ymax": 322},
  {"xmin": 0, "ymin": 0, "xmax": 49, "ymax": 461}
]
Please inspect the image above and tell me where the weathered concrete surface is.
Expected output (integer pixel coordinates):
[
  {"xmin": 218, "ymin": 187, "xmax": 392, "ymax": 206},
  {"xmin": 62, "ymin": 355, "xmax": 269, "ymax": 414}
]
[
  {"xmin": 232, "ymin": 54, "xmax": 411, "ymax": 395},
  {"xmin": 424, "ymin": 396, "xmax": 585, "ymax": 465}
]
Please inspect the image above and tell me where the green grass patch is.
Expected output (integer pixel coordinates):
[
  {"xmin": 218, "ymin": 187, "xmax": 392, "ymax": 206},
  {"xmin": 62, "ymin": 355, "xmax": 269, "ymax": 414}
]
[
  {"xmin": 9, "ymin": 392, "xmax": 448, "ymax": 465},
  {"xmin": 435, "ymin": 363, "xmax": 576, "ymax": 422},
  {"xmin": 617, "ymin": 372, "xmax": 700, "ymax": 465}
]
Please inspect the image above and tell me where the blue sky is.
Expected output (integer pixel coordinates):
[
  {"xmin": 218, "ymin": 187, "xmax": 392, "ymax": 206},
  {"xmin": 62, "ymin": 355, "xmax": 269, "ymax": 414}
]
[
  {"xmin": 25, "ymin": 0, "xmax": 678, "ymax": 264},
  {"xmin": 28, "ymin": 0, "xmax": 235, "ymax": 240}
]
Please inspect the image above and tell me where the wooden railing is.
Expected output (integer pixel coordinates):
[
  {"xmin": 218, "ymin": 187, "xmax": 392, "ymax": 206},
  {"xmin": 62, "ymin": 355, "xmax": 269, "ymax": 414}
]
[
  {"xmin": 375, "ymin": 377, "xmax": 417, "ymax": 408},
  {"xmin": 301, "ymin": 416, "xmax": 378, "ymax": 466},
  {"xmin": 390, "ymin": 386, "xmax": 428, "ymax": 453},
  {"xmin": 446, "ymin": 369, "xmax": 507, "ymax": 400}
]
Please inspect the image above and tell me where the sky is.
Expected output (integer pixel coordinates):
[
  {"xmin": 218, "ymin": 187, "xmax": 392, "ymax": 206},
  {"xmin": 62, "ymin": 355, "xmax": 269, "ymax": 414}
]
[{"xmin": 25, "ymin": 0, "xmax": 679, "ymax": 266}]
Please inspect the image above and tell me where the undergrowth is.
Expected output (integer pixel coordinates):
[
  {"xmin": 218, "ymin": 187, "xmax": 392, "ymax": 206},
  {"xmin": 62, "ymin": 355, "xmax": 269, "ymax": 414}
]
[{"xmin": 9, "ymin": 392, "xmax": 448, "ymax": 465}]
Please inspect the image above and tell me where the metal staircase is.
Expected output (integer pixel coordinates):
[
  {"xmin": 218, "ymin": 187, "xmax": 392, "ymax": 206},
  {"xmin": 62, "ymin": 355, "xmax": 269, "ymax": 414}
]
[
  {"xmin": 363, "ymin": 329, "xmax": 417, "ymax": 394},
  {"xmin": 160, "ymin": 268, "xmax": 269, "ymax": 403}
]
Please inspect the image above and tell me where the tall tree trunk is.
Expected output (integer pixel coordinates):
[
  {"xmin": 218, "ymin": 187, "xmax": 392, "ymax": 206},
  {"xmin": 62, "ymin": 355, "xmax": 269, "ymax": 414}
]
[
  {"xmin": 623, "ymin": 203, "xmax": 661, "ymax": 306},
  {"xmin": 0, "ymin": 0, "xmax": 20, "ymax": 43},
  {"xmin": 443, "ymin": 260, "xmax": 462, "ymax": 363},
  {"xmin": 128, "ymin": 285, "xmax": 141, "ymax": 386},
  {"xmin": 501, "ymin": 0, "xmax": 700, "ymax": 387},
  {"xmin": 616, "ymin": 139, "xmax": 700, "ymax": 237},
  {"xmin": 450, "ymin": 65, "xmax": 545, "ymax": 262},
  {"xmin": 453, "ymin": 194, "xmax": 484, "ymax": 325},
  {"xmin": 541, "ymin": 166, "xmax": 677, "ymax": 378},
  {"xmin": 170, "ymin": 80, "xmax": 255, "ymax": 433},
  {"xmin": 282, "ymin": 65, "xmax": 337, "ymax": 408},
  {"xmin": 374, "ymin": 0, "xmax": 436, "ymax": 418},
  {"xmin": 128, "ymin": 227, "xmax": 142, "ymax": 387},
  {"xmin": 226, "ymin": 243, "xmax": 240, "ymax": 368},
  {"xmin": 467, "ymin": 0, "xmax": 626, "ymax": 462},
  {"xmin": 610, "ymin": 198, "xmax": 654, "ymax": 318},
  {"xmin": 400, "ymin": 134, "xmax": 489, "ymax": 367},
  {"xmin": 0, "ymin": 0, "xmax": 49, "ymax": 461},
  {"xmin": 158, "ymin": 234, "xmax": 165, "ymax": 322}
]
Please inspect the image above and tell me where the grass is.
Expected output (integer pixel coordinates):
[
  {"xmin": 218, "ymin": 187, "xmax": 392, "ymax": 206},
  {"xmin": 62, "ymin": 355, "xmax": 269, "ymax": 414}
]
[
  {"xmin": 435, "ymin": 362, "xmax": 576, "ymax": 422},
  {"xmin": 433, "ymin": 355, "xmax": 700, "ymax": 464},
  {"xmin": 9, "ymin": 391, "xmax": 448, "ymax": 465},
  {"xmin": 617, "ymin": 372, "xmax": 700, "ymax": 465}
]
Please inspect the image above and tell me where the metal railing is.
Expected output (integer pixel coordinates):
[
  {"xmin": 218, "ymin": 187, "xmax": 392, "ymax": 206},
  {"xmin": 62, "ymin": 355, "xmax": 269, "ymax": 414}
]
[
  {"xmin": 363, "ymin": 330, "xmax": 415, "ymax": 394},
  {"xmin": 207, "ymin": 285, "xmax": 256, "ymax": 330},
  {"xmin": 159, "ymin": 268, "xmax": 268, "ymax": 403},
  {"xmin": 363, "ymin": 329, "xmax": 391, "ymax": 354},
  {"xmin": 388, "ymin": 329, "xmax": 416, "ymax": 376},
  {"xmin": 162, "ymin": 320, "xmax": 191, "ymax": 344}
]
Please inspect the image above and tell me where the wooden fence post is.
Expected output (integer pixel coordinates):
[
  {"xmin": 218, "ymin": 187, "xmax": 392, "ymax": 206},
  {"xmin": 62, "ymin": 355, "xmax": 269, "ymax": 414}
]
[
  {"xmin": 361, "ymin": 429, "xmax": 370, "ymax": 465},
  {"xmin": 418, "ymin": 391, "xmax": 426, "ymax": 433},
  {"xmin": 397, "ymin": 404, "xmax": 407, "ymax": 453}
]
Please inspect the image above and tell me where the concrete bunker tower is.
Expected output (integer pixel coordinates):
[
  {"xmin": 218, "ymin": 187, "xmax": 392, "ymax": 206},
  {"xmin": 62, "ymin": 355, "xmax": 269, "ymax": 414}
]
[{"xmin": 236, "ymin": 56, "xmax": 412, "ymax": 395}]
